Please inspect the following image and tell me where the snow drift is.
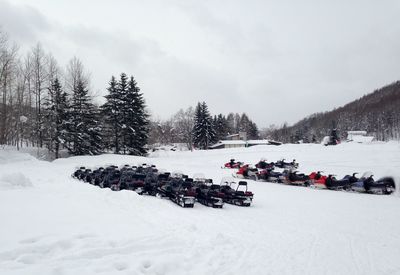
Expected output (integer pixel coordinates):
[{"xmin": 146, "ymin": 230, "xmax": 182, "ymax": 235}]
[{"xmin": 1, "ymin": 142, "xmax": 400, "ymax": 275}]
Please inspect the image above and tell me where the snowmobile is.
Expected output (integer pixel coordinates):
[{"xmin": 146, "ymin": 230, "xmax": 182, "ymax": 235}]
[
  {"xmin": 119, "ymin": 172, "xmax": 146, "ymax": 193},
  {"xmin": 257, "ymin": 168, "xmax": 284, "ymax": 183},
  {"xmin": 220, "ymin": 178, "xmax": 253, "ymax": 207},
  {"xmin": 100, "ymin": 170, "xmax": 121, "ymax": 189},
  {"xmin": 281, "ymin": 169, "xmax": 310, "ymax": 186},
  {"xmin": 72, "ymin": 167, "xmax": 86, "ymax": 179},
  {"xmin": 324, "ymin": 175, "xmax": 352, "ymax": 190},
  {"xmin": 274, "ymin": 159, "xmax": 299, "ymax": 169},
  {"xmin": 322, "ymin": 129, "xmax": 340, "ymax": 146},
  {"xmin": 146, "ymin": 172, "xmax": 171, "ymax": 196},
  {"xmin": 79, "ymin": 169, "xmax": 92, "ymax": 181},
  {"xmin": 235, "ymin": 165, "xmax": 260, "ymax": 181},
  {"xmin": 350, "ymin": 172, "xmax": 395, "ymax": 195},
  {"xmin": 308, "ymin": 171, "xmax": 328, "ymax": 189},
  {"xmin": 195, "ymin": 182, "xmax": 224, "ymax": 208},
  {"xmin": 90, "ymin": 168, "xmax": 106, "ymax": 186},
  {"xmin": 158, "ymin": 178, "xmax": 196, "ymax": 208},
  {"xmin": 223, "ymin": 159, "xmax": 243, "ymax": 169},
  {"xmin": 255, "ymin": 159, "xmax": 275, "ymax": 170}
]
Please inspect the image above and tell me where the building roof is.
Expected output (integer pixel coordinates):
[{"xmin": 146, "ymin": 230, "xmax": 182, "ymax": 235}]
[
  {"xmin": 209, "ymin": 140, "xmax": 246, "ymax": 149},
  {"xmin": 347, "ymin": 131, "xmax": 367, "ymax": 135},
  {"xmin": 247, "ymin": 139, "xmax": 270, "ymax": 145}
]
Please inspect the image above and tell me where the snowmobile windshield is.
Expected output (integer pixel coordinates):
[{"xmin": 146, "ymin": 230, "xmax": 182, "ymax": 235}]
[
  {"xmin": 193, "ymin": 173, "xmax": 206, "ymax": 181},
  {"xmin": 362, "ymin": 171, "xmax": 373, "ymax": 178}
]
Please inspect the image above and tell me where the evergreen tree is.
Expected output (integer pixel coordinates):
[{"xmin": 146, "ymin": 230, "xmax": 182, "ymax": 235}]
[
  {"xmin": 67, "ymin": 79, "xmax": 102, "ymax": 155},
  {"xmin": 123, "ymin": 76, "xmax": 149, "ymax": 155},
  {"xmin": 43, "ymin": 78, "xmax": 68, "ymax": 159},
  {"xmin": 214, "ymin": 114, "xmax": 229, "ymax": 141},
  {"xmin": 193, "ymin": 102, "xmax": 216, "ymax": 149},
  {"xmin": 101, "ymin": 76, "xmax": 122, "ymax": 153},
  {"xmin": 248, "ymin": 121, "xmax": 259, "ymax": 139},
  {"xmin": 102, "ymin": 73, "xmax": 149, "ymax": 155}
]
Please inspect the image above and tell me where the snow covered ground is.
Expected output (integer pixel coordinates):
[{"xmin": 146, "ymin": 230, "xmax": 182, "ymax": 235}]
[{"xmin": 1, "ymin": 142, "xmax": 400, "ymax": 275}]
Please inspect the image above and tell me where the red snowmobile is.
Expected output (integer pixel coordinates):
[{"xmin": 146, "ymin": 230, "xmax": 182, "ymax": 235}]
[
  {"xmin": 223, "ymin": 159, "xmax": 243, "ymax": 169},
  {"xmin": 235, "ymin": 164, "xmax": 259, "ymax": 181},
  {"xmin": 308, "ymin": 171, "xmax": 328, "ymax": 189}
]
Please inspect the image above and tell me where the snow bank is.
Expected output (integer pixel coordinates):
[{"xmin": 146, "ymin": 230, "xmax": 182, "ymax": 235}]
[
  {"xmin": 0, "ymin": 173, "xmax": 33, "ymax": 189},
  {"xmin": 1, "ymin": 143, "xmax": 400, "ymax": 275}
]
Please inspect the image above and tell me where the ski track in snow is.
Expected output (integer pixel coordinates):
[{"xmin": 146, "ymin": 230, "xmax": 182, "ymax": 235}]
[{"xmin": 1, "ymin": 143, "xmax": 400, "ymax": 274}]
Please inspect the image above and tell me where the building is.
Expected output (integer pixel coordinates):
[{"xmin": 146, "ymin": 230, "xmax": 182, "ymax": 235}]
[
  {"xmin": 209, "ymin": 140, "xmax": 247, "ymax": 149},
  {"xmin": 209, "ymin": 139, "xmax": 280, "ymax": 149},
  {"xmin": 347, "ymin": 131, "xmax": 374, "ymax": 143},
  {"xmin": 225, "ymin": 132, "xmax": 247, "ymax": 141}
]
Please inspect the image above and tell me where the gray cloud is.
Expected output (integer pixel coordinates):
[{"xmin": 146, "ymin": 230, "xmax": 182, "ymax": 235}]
[
  {"xmin": 0, "ymin": 0, "xmax": 50, "ymax": 43},
  {"xmin": 2, "ymin": 0, "xmax": 400, "ymax": 127}
]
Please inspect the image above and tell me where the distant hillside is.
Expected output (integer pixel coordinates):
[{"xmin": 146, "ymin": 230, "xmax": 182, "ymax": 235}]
[{"xmin": 269, "ymin": 81, "xmax": 400, "ymax": 142}]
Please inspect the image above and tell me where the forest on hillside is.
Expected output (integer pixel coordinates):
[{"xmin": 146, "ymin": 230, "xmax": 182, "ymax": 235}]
[{"xmin": 266, "ymin": 81, "xmax": 400, "ymax": 143}]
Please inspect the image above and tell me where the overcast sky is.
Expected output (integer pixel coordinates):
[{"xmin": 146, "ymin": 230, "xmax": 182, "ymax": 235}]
[{"xmin": 1, "ymin": 0, "xmax": 400, "ymax": 127}]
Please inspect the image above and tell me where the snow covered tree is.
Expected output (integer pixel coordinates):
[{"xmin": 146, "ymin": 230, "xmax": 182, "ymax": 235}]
[
  {"xmin": 43, "ymin": 77, "xmax": 68, "ymax": 158},
  {"xmin": 122, "ymin": 76, "xmax": 149, "ymax": 155},
  {"xmin": 101, "ymin": 76, "xmax": 122, "ymax": 153},
  {"xmin": 102, "ymin": 74, "xmax": 149, "ymax": 155},
  {"xmin": 213, "ymin": 114, "xmax": 229, "ymax": 141},
  {"xmin": 193, "ymin": 102, "xmax": 215, "ymax": 149},
  {"xmin": 248, "ymin": 121, "xmax": 259, "ymax": 140},
  {"xmin": 67, "ymin": 79, "xmax": 102, "ymax": 155}
]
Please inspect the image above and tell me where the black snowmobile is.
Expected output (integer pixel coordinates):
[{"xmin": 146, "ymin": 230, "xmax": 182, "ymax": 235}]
[
  {"xmin": 143, "ymin": 171, "xmax": 168, "ymax": 196},
  {"xmin": 170, "ymin": 178, "xmax": 196, "ymax": 208},
  {"xmin": 90, "ymin": 168, "xmax": 106, "ymax": 186},
  {"xmin": 79, "ymin": 169, "xmax": 92, "ymax": 181},
  {"xmin": 196, "ymin": 181, "xmax": 224, "ymax": 208},
  {"xmin": 274, "ymin": 159, "xmax": 299, "ymax": 169},
  {"xmin": 257, "ymin": 168, "xmax": 284, "ymax": 183},
  {"xmin": 158, "ymin": 178, "xmax": 196, "ymax": 208},
  {"xmin": 100, "ymin": 170, "xmax": 121, "ymax": 189},
  {"xmin": 350, "ymin": 172, "xmax": 396, "ymax": 195},
  {"xmin": 282, "ymin": 169, "xmax": 310, "ymax": 186},
  {"xmin": 72, "ymin": 167, "xmax": 86, "ymax": 179},
  {"xmin": 220, "ymin": 179, "xmax": 253, "ymax": 207},
  {"xmin": 255, "ymin": 159, "xmax": 275, "ymax": 170},
  {"xmin": 324, "ymin": 174, "xmax": 353, "ymax": 190},
  {"xmin": 122, "ymin": 172, "xmax": 146, "ymax": 193}
]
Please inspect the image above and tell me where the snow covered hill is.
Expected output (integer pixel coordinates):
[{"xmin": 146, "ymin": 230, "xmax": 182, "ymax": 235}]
[{"xmin": 1, "ymin": 143, "xmax": 400, "ymax": 275}]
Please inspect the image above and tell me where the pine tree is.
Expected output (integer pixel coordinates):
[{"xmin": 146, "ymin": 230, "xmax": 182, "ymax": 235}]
[
  {"xmin": 43, "ymin": 77, "xmax": 68, "ymax": 159},
  {"xmin": 214, "ymin": 114, "xmax": 229, "ymax": 141},
  {"xmin": 101, "ymin": 76, "xmax": 122, "ymax": 153},
  {"xmin": 248, "ymin": 121, "xmax": 259, "ymax": 140},
  {"xmin": 67, "ymin": 79, "xmax": 102, "ymax": 155},
  {"xmin": 102, "ymin": 74, "xmax": 149, "ymax": 155},
  {"xmin": 123, "ymin": 76, "xmax": 149, "ymax": 155},
  {"xmin": 193, "ymin": 102, "xmax": 215, "ymax": 149}
]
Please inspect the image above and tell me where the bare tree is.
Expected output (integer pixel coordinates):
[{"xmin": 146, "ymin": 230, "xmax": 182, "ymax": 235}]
[
  {"xmin": 30, "ymin": 43, "xmax": 48, "ymax": 147},
  {"xmin": 173, "ymin": 107, "xmax": 194, "ymax": 150},
  {"xmin": 0, "ymin": 30, "xmax": 19, "ymax": 144},
  {"xmin": 65, "ymin": 56, "xmax": 90, "ymax": 94}
]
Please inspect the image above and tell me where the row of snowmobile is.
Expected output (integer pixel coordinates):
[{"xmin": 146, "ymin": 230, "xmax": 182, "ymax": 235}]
[
  {"xmin": 72, "ymin": 164, "xmax": 254, "ymax": 208},
  {"xmin": 224, "ymin": 158, "xmax": 299, "ymax": 170},
  {"xmin": 226, "ymin": 159, "xmax": 395, "ymax": 195}
]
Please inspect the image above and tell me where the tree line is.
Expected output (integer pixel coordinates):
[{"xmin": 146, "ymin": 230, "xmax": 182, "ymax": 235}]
[
  {"xmin": 263, "ymin": 81, "xmax": 400, "ymax": 143},
  {"xmin": 1, "ymin": 28, "xmax": 260, "ymax": 156},
  {"xmin": 149, "ymin": 102, "xmax": 259, "ymax": 150},
  {"xmin": 0, "ymin": 29, "xmax": 149, "ymax": 158}
]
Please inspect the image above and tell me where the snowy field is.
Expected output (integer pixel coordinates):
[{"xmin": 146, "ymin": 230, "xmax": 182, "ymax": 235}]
[{"xmin": 1, "ymin": 142, "xmax": 400, "ymax": 275}]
